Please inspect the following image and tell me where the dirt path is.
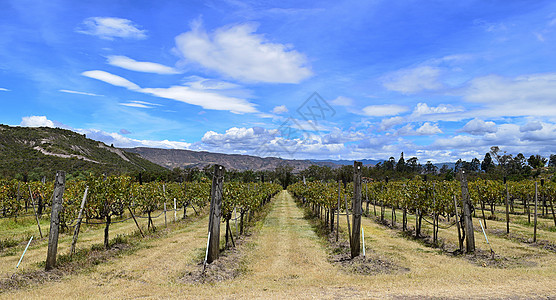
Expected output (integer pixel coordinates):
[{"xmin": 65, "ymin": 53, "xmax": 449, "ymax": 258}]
[{"xmin": 3, "ymin": 191, "xmax": 555, "ymax": 299}]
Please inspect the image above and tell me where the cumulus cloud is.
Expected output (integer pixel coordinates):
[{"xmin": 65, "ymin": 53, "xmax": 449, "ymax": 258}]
[
  {"xmin": 329, "ymin": 96, "xmax": 354, "ymax": 106},
  {"xmin": 174, "ymin": 22, "xmax": 312, "ymax": 83},
  {"xmin": 272, "ymin": 105, "xmax": 288, "ymax": 114},
  {"xmin": 382, "ymin": 66, "xmax": 442, "ymax": 94},
  {"xmin": 395, "ymin": 122, "xmax": 442, "ymax": 136},
  {"xmin": 107, "ymin": 55, "xmax": 180, "ymax": 74},
  {"xmin": 379, "ymin": 116, "xmax": 406, "ymax": 130},
  {"xmin": 202, "ymin": 127, "xmax": 277, "ymax": 148},
  {"xmin": 416, "ymin": 122, "xmax": 442, "ymax": 135},
  {"xmin": 119, "ymin": 129, "xmax": 132, "ymax": 135},
  {"xmin": 411, "ymin": 103, "xmax": 462, "ymax": 116},
  {"xmin": 362, "ymin": 104, "xmax": 408, "ymax": 117},
  {"xmin": 20, "ymin": 116, "xmax": 55, "ymax": 128},
  {"xmin": 76, "ymin": 17, "xmax": 147, "ymax": 40},
  {"xmin": 59, "ymin": 89, "xmax": 101, "ymax": 96},
  {"xmin": 520, "ymin": 121, "xmax": 543, "ymax": 132},
  {"xmin": 460, "ymin": 118, "xmax": 497, "ymax": 135},
  {"xmin": 82, "ymin": 70, "xmax": 141, "ymax": 90}
]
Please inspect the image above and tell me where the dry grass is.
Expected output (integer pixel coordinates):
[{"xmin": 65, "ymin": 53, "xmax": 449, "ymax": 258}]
[{"xmin": 1, "ymin": 191, "xmax": 555, "ymax": 299}]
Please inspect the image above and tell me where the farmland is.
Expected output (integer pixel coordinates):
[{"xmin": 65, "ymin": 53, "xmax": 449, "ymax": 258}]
[{"xmin": 1, "ymin": 174, "xmax": 555, "ymax": 299}]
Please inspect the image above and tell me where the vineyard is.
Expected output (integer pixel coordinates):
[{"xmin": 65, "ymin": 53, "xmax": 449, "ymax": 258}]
[{"xmin": 0, "ymin": 165, "xmax": 555, "ymax": 298}]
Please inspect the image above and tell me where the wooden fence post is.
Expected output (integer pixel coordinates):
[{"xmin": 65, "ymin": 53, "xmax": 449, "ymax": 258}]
[
  {"xmin": 28, "ymin": 185, "xmax": 43, "ymax": 239},
  {"xmin": 351, "ymin": 161, "xmax": 362, "ymax": 258},
  {"xmin": 505, "ymin": 177, "xmax": 510, "ymax": 234},
  {"xmin": 207, "ymin": 165, "xmax": 225, "ymax": 264},
  {"xmin": 45, "ymin": 171, "xmax": 65, "ymax": 271},
  {"xmin": 336, "ymin": 181, "xmax": 340, "ymax": 242},
  {"xmin": 534, "ymin": 182, "xmax": 538, "ymax": 243},
  {"xmin": 460, "ymin": 170, "xmax": 475, "ymax": 253},
  {"xmin": 70, "ymin": 187, "xmax": 88, "ymax": 256}
]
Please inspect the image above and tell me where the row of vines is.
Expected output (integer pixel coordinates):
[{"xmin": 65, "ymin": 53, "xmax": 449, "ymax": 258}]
[
  {"xmin": 289, "ymin": 178, "xmax": 556, "ymax": 244},
  {"xmin": 1, "ymin": 175, "xmax": 281, "ymax": 251}
]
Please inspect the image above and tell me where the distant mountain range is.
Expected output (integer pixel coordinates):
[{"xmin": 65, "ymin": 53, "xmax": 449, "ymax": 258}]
[{"xmin": 124, "ymin": 147, "xmax": 338, "ymax": 172}]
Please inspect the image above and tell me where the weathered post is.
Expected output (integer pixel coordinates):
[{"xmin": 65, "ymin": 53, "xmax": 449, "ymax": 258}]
[
  {"xmin": 504, "ymin": 176, "xmax": 510, "ymax": 234},
  {"xmin": 70, "ymin": 187, "xmax": 88, "ymax": 256},
  {"xmin": 534, "ymin": 182, "xmax": 538, "ymax": 243},
  {"xmin": 337, "ymin": 181, "xmax": 340, "ymax": 242},
  {"xmin": 207, "ymin": 165, "xmax": 225, "ymax": 264},
  {"xmin": 351, "ymin": 161, "xmax": 363, "ymax": 258},
  {"xmin": 28, "ymin": 185, "xmax": 43, "ymax": 238},
  {"xmin": 45, "ymin": 171, "xmax": 65, "ymax": 271},
  {"xmin": 460, "ymin": 170, "xmax": 475, "ymax": 253},
  {"xmin": 453, "ymin": 195, "xmax": 463, "ymax": 252}
]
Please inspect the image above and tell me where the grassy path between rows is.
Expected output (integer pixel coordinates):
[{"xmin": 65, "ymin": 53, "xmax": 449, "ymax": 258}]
[{"xmin": 3, "ymin": 190, "xmax": 555, "ymax": 299}]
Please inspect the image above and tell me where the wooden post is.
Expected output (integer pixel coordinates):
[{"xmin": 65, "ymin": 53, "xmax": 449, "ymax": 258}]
[
  {"xmin": 453, "ymin": 195, "xmax": 463, "ymax": 252},
  {"xmin": 505, "ymin": 178, "xmax": 510, "ymax": 234},
  {"xmin": 164, "ymin": 202, "xmax": 167, "ymax": 228},
  {"xmin": 351, "ymin": 161, "xmax": 362, "ymax": 258},
  {"xmin": 70, "ymin": 187, "xmax": 88, "ymax": 256},
  {"xmin": 460, "ymin": 170, "xmax": 475, "ymax": 253},
  {"xmin": 28, "ymin": 185, "xmax": 43, "ymax": 239},
  {"xmin": 45, "ymin": 171, "xmax": 65, "ymax": 271},
  {"xmin": 337, "ymin": 181, "xmax": 340, "ymax": 242},
  {"xmin": 173, "ymin": 198, "xmax": 177, "ymax": 222},
  {"xmin": 128, "ymin": 206, "xmax": 144, "ymax": 237},
  {"xmin": 207, "ymin": 165, "xmax": 224, "ymax": 264},
  {"xmin": 534, "ymin": 182, "xmax": 538, "ymax": 243},
  {"xmin": 345, "ymin": 195, "xmax": 351, "ymax": 244}
]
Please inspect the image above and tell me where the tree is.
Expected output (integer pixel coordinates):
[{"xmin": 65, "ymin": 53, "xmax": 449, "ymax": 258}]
[
  {"xmin": 549, "ymin": 154, "xmax": 556, "ymax": 168},
  {"xmin": 396, "ymin": 152, "xmax": 406, "ymax": 172},
  {"xmin": 528, "ymin": 154, "xmax": 547, "ymax": 169},
  {"xmin": 424, "ymin": 161, "xmax": 438, "ymax": 174}
]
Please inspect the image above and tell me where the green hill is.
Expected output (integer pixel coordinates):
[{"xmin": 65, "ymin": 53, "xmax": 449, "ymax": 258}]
[{"xmin": 0, "ymin": 124, "xmax": 165, "ymax": 181}]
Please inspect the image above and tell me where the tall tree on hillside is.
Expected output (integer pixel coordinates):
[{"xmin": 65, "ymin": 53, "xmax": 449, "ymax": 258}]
[{"xmin": 481, "ymin": 152, "xmax": 495, "ymax": 172}]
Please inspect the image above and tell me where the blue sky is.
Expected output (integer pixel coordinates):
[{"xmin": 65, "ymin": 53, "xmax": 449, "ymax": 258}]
[{"xmin": 2, "ymin": 0, "xmax": 556, "ymax": 163}]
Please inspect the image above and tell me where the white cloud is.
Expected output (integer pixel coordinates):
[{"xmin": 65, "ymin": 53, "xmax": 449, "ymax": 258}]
[
  {"xmin": 79, "ymin": 128, "xmax": 191, "ymax": 149},
  {"xmin": 174, "ymin": 22, "xmax": 312, "ymax": 83},
  {"xmin": 460, "ymin": 118, "xmax": 497, "ymax": 135},
  {"xmin": 520, "ymin": 121, "xmax": 543, "ymax": 132},
  {"xmin": 76, "ymin": 17, "xmax": 147, "ymax": 40},
  {"xmin": 0, "ymin": 88, "xmax": 10, "ymax": 91},
  {"xmin": 395, "ymin": 122, "xmax": 442, "ymax": 136},
  {"xmin": 141, "ymin": 85, "xmax": 257, "ymax": 114},
  {"xmin": 59, "ymin": 89, "xmax": 101, "ymax": 96},
  {"xmin": 362, "ymin": 104, "xmax": 408, "ymax": 117},
  {"xmin": 379, "ymin": 116, "xmax": 405, "ymax": 130},
  {"xmin": 382, "ymin": 66, "xmax": 442, "ymax": 94},
  {"xmin": 20, "ymin": 116, "xmax": 55, "ymax": 128},
  {"xmin": 82, "ymin": 70, "xmax": 141, "ymax": 90},
  {"xmin": 184, "ymin": 76, "xmax": 240, "ymax": 90},
  {"xmin": 107, "ymin": 55, "xmax": 180, "ymax": 74},
  {"xmin": 464, "ymin": 73, "xmax": 556, "ymax": 117},
  {"xmin": 82, "ymin": 70, "xmax": 257, "ymax": 114},
  {"xmin": 416, "ymin": 122, "xmax": 442, "ymax": 135},
  {"xmin": 329, "ymin": 96, "xmax": 353, "ymax": 106},
  {"xmin": 272, "ymin": 105, "xmax": 288, "ymax": 114},
  {"xmin": 411, "ymin": 102, "xmax": 463, "ymax": 116},
  {"xmin": 202, "ymin": 127, "xmax": 276, "ymax": 148},
  {"xmin": 119, "ymin": 100, "xmax": 161, "ymax": 109}
]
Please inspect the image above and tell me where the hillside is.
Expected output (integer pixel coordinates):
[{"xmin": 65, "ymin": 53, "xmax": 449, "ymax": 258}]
[
  {"xmin": 0, "ymin": 125, "xmax": 165, "ymax": 180},
  {"xmin": 125, "ymin": 147, "xmax": 338, "ymax": 172}
]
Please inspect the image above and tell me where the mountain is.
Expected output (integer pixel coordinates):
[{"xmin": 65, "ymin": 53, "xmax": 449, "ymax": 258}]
[
  {"xmin": 124, "ymin": 147, "xmax": 338, "ymax": 172},
  {"xmin": 0, "ymin": 125, "xmax": 165, "ymax": 180}
]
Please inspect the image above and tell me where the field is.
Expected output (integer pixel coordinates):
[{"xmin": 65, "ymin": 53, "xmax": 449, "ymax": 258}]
[{"xmin": 1, "ymin": 190, "xmax": 555, "ymax": 299}]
